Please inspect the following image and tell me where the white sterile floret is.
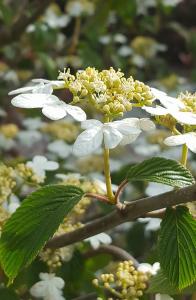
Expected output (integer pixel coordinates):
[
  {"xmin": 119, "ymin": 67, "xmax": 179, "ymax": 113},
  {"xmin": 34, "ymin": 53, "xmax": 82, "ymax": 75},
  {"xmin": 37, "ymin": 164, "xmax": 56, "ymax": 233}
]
[
  {"xmin": 85, "ymin": 233, "xmax": 112, "ymax": 249},
  {"xmin": 164, "ymin": 132, "xmax": 196, "ymax": 154},
  {"xmin": 9, "ymin": 78, "xmax": 86, "ymax": 121},
  {"xmin": 48, "ymin": 140, "xmax": 72, "ymax": 159},
  {"xmin": 27, "ymin": 155, "xmax": 59, "ymax": 179},
  {"xmin": 155, "ymin": 294, "xmax": 174, "ymax": 300},
  {"xmin": 10, "ymin": 93, "xmax": 86, "ymax": 122},
  {"xmin": 73, "ymin": 118, "xmax": 155, "ymax": 156},
  {"xmin": 23, "ymin": 117, "xmax": 44, "ymax": 130},
  {"xmin": 30, "ymin": 272, "xmax": 65, "ymax": 300},
  {"xmin": 138, "ymin": 262, "xmax": 160, "ymax": 275},
  {"xmin": 143, "ymin": 88, "xmax": 196, "ymax": 125},
  {"xmin": 9, "ymin": 78, "xmax": 65, "ymax": 95}
]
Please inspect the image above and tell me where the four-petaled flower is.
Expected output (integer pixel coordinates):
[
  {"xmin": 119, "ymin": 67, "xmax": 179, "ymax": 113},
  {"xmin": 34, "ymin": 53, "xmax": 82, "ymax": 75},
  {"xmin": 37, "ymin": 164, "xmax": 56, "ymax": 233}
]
[
  {"xmin": 73, "ymin": 118, "xmax": 155, "ymax": 156},
  {"xmin": 27, "ymin": 155, "xmax": 59, "ymax": 179},
  {"xmin": 143, "ymin": 88, "xmax": 196, "ymax": 125},
  {"xmin": 85, "ymin": 233, "xmax": 112, "ymax": 249},
  {"xmin": 164, "ymin": 132, "xmax": 196, "ymax": 154},
  {"xmin": 30, "ymin": 272, "xmax": 65, "ymax": 300},
  {"xmin": 9, "ymin": 79, "xmax": 86, "ymax": 121}
]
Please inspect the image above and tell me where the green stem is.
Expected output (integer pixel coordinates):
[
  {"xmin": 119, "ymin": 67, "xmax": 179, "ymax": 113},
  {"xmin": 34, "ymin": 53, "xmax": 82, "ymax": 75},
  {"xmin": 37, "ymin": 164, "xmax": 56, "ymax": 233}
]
[
  {"xmin": 103, "ymin": 115, "xmax": 115, "ymax": 203},
  {"xmin": 181, "ymin": 144, "xmax": 188, "ymax": 167}
]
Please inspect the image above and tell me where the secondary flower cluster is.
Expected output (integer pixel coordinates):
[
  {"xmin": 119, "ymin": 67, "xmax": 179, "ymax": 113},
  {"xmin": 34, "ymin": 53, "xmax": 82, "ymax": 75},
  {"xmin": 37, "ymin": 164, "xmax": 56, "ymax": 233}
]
[
  {"xmin": 143, "ymin": 88, "xmax": 196, "ymax": 153},
  {"xmin": 93, "ymin": 260, "xmax": 150, "ymax": 300},
  {"xmin": 0, "ymin": 165, "xmax": 16, "ymax": 204},
  {"xmin": 59, "ymin": 67, "xmax": 154, "ymax": 117}
]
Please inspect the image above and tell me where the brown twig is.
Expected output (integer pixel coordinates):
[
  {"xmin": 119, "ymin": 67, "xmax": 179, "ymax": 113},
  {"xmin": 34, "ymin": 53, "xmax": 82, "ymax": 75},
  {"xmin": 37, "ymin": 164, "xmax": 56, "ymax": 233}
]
[
  {"xmin": 68, "ymin": 17, "xmax": 81, "ymax": 55},
  {"xmin": 46, "ymin": 183, "xmax": 196, "ymax": 249},
  {"xmin": 83, "ymin": 244, "xmax": 139, "ymax": 267},
  {"xmin": 85, "ymin": 193, "xmax": 111, "ymax": 204}
]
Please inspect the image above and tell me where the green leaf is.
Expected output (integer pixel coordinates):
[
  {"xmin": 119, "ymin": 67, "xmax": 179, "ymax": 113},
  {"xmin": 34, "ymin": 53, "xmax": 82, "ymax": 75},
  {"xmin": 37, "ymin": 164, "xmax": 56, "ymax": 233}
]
[
  {"xmin": 126, "ymin": 157, "xmax": 195, "ymax": 188},
  {"xmin": 158, "ymin": 206, "xmax": 196, "ymax": 289},
  {"xmin": 0, "ymin": 185, "xmax": 84, "ymax": 284},
  {"xmin": 148, "ymin": 270, "xmax": 196, "ymax": 295}
]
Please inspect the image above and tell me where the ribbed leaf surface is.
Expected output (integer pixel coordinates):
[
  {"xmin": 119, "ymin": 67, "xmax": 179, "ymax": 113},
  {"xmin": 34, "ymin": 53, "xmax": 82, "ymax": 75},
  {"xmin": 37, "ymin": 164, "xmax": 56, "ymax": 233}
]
[
  {"xmin": 0, "ymin": 185, "xmax": 84, "ymax": 284},
  {"xmin": 127, "ymin": 157, "xmax": 195, "ymax": 187},
  {"xmin": 159, "ymin": 206, "xmax": 196, "ymax": 289}
]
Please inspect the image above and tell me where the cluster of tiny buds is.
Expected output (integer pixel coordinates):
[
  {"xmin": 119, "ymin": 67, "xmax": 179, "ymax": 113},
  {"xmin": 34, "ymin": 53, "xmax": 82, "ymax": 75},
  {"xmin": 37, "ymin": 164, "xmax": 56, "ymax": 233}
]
[
  {"xmin": 16, "ymin": 163, "xmax": 42, "ymax": 184},
  {"xmin": 93, "ymin": 260, "xmax": 150, "ymax": 300},
  {"xmin": 0, "ymin": 164, "xmax": 16, "ymax": 204},
  {"xmin": 0, "ymin": 123, "xmax": 19, "ymax": 139},
  {"xmin": 179, "ymin": 91, "xmax": 196, "ymax": 113},
  {"xmin": 40, "ymin": 219, "xmax": 82, "ymax": 269},
  {"xmin": 58, "ymin": 67, "xmax": 154, "ymax": 118},
  {"xmin": 41, "ymin": 121, "xmax": 79, "ymax": 143},
  {"xmin": 60, "ymin": 175, "xmax": 105, "ymax": 216}
]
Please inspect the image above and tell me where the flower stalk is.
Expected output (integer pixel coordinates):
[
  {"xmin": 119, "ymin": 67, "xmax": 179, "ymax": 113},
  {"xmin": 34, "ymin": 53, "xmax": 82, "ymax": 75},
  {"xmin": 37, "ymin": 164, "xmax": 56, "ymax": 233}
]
[
  {"xmin": 181, "ymin": 144, "xmax": 188, "ymax": 167},
  {"xmin": 103, "ymin": 115, "xmax": 115, "ymax": 203}
]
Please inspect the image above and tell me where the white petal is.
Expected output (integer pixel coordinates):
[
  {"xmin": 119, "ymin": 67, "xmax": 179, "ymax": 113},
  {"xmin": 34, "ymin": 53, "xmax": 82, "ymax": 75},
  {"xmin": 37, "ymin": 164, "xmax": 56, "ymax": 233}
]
[
  {"xmin": 120, "ymin": 132, "xmax": 141, "ymax": 145},
  {"xmin": 139, "ymin": 118, "xmax": 156, "ymax": 131},
  {"xmin": 142, "ymin": 105, "xmax": 168, "ymax": 116},
  {"xmin": 81, "ymin": 119, "xmax": 102, "ymax": 129},
  {"xmin": 98, "ymin": 233, "xmax": 112, "ymax": 244},
  {"xmin": 52, "ymin": 277, "xmax": 65, "ymax": 289},
  {"xmin": 32, "ymin": 83, "xmax": 53, "ymax": 94},
  {"xmin": 11, "ymin": 94, "xmax": 59, "ymax": 108},
  {"xmin": 73, "ymin": 127, "xmax": 103, "ymax": 156},
  {"xmin": 9, "ymin": 86, "xmax": 34, "ymax": 95},
  {"xmin": 30, "ymin": 282, "xmax": 46, "ymax": 297},
  {"xmin": 159, "ymin": 95, "xmax": 185, "ymax": 110},
  {"xmin": 151, "ymin": 87, "xmax": 167, "ymax": 99},
  {"xmin": 112, "ymin": 118, "xmax": 141, "ymax": 134},
  {"xmin": 45, "ymin": 161, "xmax": 59, "ymax": 171},
  {"xmin": 103, "ymin": 125, "xmax": 123, "ymax": 149},
  {"xmin": 164, "ymin": 134, "xmax": 186, "ymax": 147},
  {"xmin": 171, "ymin": 111, "xmax": 196, "ymax": 125},
  {"xmin": 65, "ymin": 104, "xmax": 86, "ymax": 121},
  {"xmin": 33, "ymin": 155, "xmax": 48, "ymax": 165},
  {"xmin": 42, "ymin": 103, "xmax": 67, "ymax": 120},
  {"xmin": 32, "ymin": 79, "xmax": 65, "ymax": 88},
  {"xmin": 185, "ymin": 133, "xmax": 196, "ymax": 153}
]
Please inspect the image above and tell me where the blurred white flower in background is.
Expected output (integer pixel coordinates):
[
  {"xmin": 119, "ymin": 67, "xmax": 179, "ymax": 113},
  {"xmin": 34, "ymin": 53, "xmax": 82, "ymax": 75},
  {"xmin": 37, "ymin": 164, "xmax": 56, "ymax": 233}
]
[
  {"xmin": 44, "ymin": 8, "xmax": 71, "ymax": 29},
  {"xmin": 155, "ymin": 294, "xmax": 174, "ymax": 300},
  {"xmin": 73, "ymin": 118, "xmax": 155, "ymax": 156},
  {"xmin": 113, "ymin": 33, "xmax": 127, "ymax": 44},
  {"xmin": 66, "ymin": 0, "xmax": 95, "ymax": 17},
  {"xmin": 23, "ymin": 117, "xmax": 44, "ymax": 130},
  {"xmin": 162, "ymin": 0, "xmax": 183, "ymax": 7},
  {"xmin": 30, "ymin": 272, "xmax": 65, "ymax": 300},
  {"xmin": 164, "ymin": 132, "xmax": 196, "ymax": 153},
  {"xmin": 136, "ymin": 0, "xmax": 156, "ymax": 15},
  {"xmin": 138, "ymin": 262, "xmax": 160, "ymax": 275},
  {"xmin": 17, "ymin": 130, "xmax": 42, "ymax": 147},
  {"xmin": 99, "ymin": 35, "xmax": 111, "ymax": 45},
  {"xmin": 0, "ymin": 135, "xmax": 15, "ymax": 150},
  {"xmin": 3, "ymin": 194, "xmax": 20, "ymax": 214},
  {"xmin": 48, "ymin": 140, "xmax": 72, "ymax": 159},
  {"xmin": 118, "ymin": 45, "xmax": 132, "ymax": 57},
  {"xmin": 27, "ymin": 155, "xmax": 59, "ymax": 179},
  {"xmin": 145, "ymin": 182, "xmax": 173, "ymax": 197},
  {"xmin": 138, "ymin": 218, "xmax": 161, "ymax": 233},
  {"xmin": 85, "ymin": 233, "xmax": 112, "ymax": 249},
  {"xmin": 0, "ymin": 108, "xmax": 6, "ymax": 117}
]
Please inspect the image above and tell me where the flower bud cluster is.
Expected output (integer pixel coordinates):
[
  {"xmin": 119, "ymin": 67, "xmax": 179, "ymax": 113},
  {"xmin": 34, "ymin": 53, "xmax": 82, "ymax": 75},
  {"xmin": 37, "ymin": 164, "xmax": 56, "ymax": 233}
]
[
  {"xmin": 76, "ymin": 155, "xmax": 104, "ymax": 173},
  {"xmin": 0, "ymin": 164, "xmax": 16, "ymax": 203},
  {"xmin": 58, "ymin": 67, "xmax": 154, "ymax": 117},
  {"xmin": 93, "ymin": 260, "xmax": 150, "ymax": 300},
  {"xmin": 16, "ymin": 163, "xmax": 42, "ymax": 184},
  {"xmin": 0, "ymin": 123, "xmax": 19, "ymax": 138},
  {"xmin": 179, "ymin": 91, "xmax": 196, "ymax": 113},
  {"xmin": 41, "ymin": 121, "xmax": 79, "ymax": 143},
  {"xmin": 0, "ymin": 206, "xmax": 9, "ymax": 230},
  {"xmin": 60, "ymin": 174, "xmax": 105, "ymax": 215},
  {"xmin": 40, "ymin": 220, "xmax": 82, "ymax": 269}
]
